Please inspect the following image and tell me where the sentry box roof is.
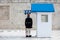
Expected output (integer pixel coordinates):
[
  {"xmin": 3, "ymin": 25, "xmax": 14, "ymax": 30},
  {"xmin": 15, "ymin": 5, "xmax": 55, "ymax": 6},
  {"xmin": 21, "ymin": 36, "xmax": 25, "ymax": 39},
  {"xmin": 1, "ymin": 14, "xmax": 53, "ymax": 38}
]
[
  {"xmin": 24, "ymin": 3, "xmax": 55, "ymax": 15},
  {"xmin": 31, "ymin": 3, "xmax": 55, "ymax": 12}
]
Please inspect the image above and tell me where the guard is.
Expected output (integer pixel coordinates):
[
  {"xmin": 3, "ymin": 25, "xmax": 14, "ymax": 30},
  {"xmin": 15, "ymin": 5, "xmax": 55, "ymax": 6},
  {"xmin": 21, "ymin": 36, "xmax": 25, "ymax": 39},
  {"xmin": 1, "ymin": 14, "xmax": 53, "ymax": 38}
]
[{"xmin": 25, "ymin": 14, "xmax": 33, "ymax": 37}]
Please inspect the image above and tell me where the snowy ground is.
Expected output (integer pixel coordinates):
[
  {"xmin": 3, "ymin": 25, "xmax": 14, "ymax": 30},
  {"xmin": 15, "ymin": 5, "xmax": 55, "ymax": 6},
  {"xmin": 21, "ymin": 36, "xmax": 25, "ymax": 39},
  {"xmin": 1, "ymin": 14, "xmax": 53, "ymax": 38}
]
[{"xmin": 0, "ymin": 30, "xmax": 60, "ymax": 40}]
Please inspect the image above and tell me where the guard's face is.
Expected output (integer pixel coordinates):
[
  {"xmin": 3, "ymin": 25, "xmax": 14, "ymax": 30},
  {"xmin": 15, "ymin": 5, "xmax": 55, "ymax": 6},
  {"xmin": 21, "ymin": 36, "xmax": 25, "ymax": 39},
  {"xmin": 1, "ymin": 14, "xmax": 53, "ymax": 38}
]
[{"xmin": 27, "ymin": 14, "xmax": 30, "ymax": 18}]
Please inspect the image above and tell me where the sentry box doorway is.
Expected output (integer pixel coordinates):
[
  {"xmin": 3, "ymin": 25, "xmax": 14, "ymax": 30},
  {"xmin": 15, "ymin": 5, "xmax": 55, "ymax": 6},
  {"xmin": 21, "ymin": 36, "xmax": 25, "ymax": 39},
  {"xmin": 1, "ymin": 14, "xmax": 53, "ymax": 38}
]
[{"xmin": 31, "ymin": 3, "xmax": 55, "ymax": 37}]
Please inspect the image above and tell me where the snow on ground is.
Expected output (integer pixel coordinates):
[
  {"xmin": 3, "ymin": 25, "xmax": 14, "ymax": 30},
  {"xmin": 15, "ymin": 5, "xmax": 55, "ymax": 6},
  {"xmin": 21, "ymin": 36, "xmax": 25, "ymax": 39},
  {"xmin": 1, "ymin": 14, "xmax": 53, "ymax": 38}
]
[
  {"xmin": 0, "ymin": 30, "xmax": 36, "ymax": 37},
  {"xmin": 0, "ymin": 30, "xmax": 60, "ymax": 40}
]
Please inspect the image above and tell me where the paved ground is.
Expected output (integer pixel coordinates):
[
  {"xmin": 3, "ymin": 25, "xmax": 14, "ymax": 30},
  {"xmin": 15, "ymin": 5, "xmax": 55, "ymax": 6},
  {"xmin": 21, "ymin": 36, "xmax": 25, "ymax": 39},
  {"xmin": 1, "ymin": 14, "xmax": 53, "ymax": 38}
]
[{"xmin": 0, "ymin": 30, "xmax": 60, "ymax": 40}]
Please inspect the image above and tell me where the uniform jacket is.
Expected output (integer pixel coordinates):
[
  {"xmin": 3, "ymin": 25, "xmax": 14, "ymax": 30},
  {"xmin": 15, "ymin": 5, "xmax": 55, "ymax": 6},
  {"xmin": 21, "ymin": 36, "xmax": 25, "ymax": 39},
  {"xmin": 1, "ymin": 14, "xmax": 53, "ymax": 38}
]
[{"xmin": 25, "ymin": 17, "xmax": 33, "ymax": 28}]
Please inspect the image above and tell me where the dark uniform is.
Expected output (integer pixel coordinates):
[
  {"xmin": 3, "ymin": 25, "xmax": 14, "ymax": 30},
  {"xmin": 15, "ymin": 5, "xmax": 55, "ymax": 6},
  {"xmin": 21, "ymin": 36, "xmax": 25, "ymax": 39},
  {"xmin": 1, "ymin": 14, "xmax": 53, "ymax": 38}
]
[
  {"xmin": 25, "ymin": 17, "xmax": 33, "ymax": 28},
  {"xmin": 25, "ymin": 14, "xmax": 33, "ymax": 37}
]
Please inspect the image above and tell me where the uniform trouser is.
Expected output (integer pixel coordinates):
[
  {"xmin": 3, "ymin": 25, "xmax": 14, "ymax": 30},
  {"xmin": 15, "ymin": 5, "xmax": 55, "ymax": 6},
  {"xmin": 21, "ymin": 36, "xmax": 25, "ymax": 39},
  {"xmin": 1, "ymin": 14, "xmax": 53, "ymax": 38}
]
[{"xmin": 25, "ymin": 28, "xmax": 31, "ymax": 36}]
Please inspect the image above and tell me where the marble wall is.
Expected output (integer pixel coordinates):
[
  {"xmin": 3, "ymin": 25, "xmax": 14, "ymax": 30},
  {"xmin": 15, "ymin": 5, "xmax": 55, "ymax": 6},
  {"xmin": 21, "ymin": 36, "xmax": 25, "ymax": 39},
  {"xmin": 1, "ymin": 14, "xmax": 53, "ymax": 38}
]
[
  {"xmin": 0, "ymin": 0, "xmax": 60, "ymax": 30},
  {"xmin": 52, "ymin": 4, "xmax": 60, "ymax": 30},
  {"xmin": 0, "ymin": 6, "xmax": 9, "ymax": 20},
  {"xmin": 0, "ymin": 3, "xmax": 36, "ymax": 30}
]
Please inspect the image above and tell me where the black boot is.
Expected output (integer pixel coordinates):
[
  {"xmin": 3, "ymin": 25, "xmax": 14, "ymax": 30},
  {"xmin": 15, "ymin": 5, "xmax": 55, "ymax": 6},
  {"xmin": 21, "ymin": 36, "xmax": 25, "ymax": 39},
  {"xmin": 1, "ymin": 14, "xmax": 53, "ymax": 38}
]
[{"xmin": 26, "ymin": 35, "xmax": 29, "ymax": 37}]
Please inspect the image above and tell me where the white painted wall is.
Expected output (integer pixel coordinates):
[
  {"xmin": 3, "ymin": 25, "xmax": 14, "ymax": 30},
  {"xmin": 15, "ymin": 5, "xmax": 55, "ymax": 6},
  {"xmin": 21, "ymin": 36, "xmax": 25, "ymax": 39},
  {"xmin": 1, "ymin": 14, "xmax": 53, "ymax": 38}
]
[{"xmin": 37, "ymin": 13, "xmax": 52, "ymax": 37}]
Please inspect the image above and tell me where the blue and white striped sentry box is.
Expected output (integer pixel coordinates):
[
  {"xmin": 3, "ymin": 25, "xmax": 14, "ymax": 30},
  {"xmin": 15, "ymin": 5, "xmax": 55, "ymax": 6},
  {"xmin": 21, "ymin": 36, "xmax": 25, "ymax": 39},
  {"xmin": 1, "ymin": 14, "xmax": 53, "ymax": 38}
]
[{"xmin": 24, "ymin": 10, "xmax": 31, "ymax": 15}]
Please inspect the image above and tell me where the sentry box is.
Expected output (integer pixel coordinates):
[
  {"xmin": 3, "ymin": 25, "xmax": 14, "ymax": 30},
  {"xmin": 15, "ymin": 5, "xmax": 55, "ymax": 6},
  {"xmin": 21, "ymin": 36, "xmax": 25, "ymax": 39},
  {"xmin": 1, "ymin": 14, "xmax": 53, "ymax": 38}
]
[
  {"xmin": 24, "ymin": 3, "xmax": 55, "ymax": 37},
  {"xmin": 31, "ymin": 3, "xmax": 55, "ymax": 37}
]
